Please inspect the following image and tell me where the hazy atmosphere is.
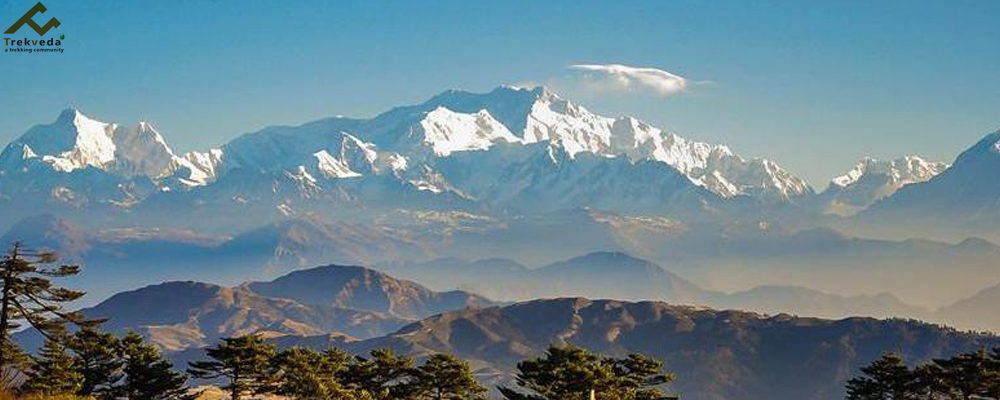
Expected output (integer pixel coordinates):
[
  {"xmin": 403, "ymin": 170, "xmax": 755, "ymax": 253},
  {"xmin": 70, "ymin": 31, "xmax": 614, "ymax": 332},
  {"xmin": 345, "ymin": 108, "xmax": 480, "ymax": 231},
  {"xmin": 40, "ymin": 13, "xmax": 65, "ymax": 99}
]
[{"xmin": 2, "ymin": 2, "xmax": 999, "ymax": 400}]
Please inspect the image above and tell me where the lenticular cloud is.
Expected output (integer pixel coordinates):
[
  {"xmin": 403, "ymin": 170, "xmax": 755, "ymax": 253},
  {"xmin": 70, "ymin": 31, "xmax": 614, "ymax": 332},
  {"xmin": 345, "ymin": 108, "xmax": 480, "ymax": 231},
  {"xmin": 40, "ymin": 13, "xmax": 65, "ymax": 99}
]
[{"xmin": 569, "ymin": 63, "xmax": 689, "ymax": 96}]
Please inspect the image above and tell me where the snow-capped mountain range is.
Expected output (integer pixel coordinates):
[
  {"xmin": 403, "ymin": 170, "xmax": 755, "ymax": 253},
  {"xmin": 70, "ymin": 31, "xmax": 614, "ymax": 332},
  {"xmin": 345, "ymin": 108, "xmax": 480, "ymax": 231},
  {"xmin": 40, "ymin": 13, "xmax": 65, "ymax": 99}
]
[
  {"xmin": 217, "ymin": 87, "xmax": 812, "ymax": 201},
  {"xmin": 819, "ymin": 156, "xmax": 949, "ymax": 216},
  {"xmin": 0, "ymin": 109, "xmax": 222, "ymax": 186},
  {"xmin": 863, "ymin": 131, "xmax": 1000, "ymax": 226},
  {"xmin": 0, "ymin": 86, "xmax": 963, "ymax": 232}
]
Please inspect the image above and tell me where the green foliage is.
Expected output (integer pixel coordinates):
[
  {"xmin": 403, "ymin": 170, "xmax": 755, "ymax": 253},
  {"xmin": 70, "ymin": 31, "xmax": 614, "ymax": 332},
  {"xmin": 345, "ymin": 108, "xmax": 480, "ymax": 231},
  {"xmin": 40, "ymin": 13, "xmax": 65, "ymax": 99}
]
[
  {"xmin": 0, "ymin": 340, "xmax": 29, "ymax": 390},
  {"xmin": 342, "ymin": 348, "xmax": 416, "ymax": 399},
  {"xmin": 272, "ymin": 346, "xmax": 489, "ymax": 400},
  {"xmin": 603, "ymin": 354, "xmax": 676, "ymax": 400},
  {"xmin": 272, "ymin": 347, "xmax": 357, "ymax": 400},
  {"xmin": 928, "ymin": 348, "xmax": 1000, "ymax": 399},
  {"xmin": 846, "ymin": 347, "xmax": 1000, "ymax": 399},
  {"xmin": 0, "ymin": 243, "xmax": 97, "ymax": 389},
  {"xmin": 119, "ymin": 331, "xmax": 191, "ymax": 400},
  {"xmin": 21, "ymin": 338, "xmax": 83, "ymax": 396},
  {"xmin": 68, "ymin": 328, "xmax": 123, "ymax": 398},
  {"xmin": 188, "ymin": 335, "xmax": 276, "ymax": 400},
  {"xmin": 412, "ymin": 353, "xmax": 487, "ymax": 400},
  {"xmin": 499, "ymin": 344, "xmax": 675, "ymax": 400},
  {"xmin": 845, "ymin": 353, "xmax": 917, "ymax": 400}
]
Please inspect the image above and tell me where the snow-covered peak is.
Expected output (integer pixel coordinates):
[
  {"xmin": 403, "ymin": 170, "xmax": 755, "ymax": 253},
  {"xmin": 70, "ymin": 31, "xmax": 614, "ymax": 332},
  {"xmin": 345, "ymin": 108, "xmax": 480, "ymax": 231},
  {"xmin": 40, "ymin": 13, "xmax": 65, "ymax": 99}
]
[
  {"xmin": 1, "ymin": 89, "xmax": 816, "ymax": 211},
  {"xmin": 0, "ymin": 109, "xmax": 228, "ymax": 188},
  {"xmin": 110, "ymin": 121, "xmax": 181, "ymax": 178},
  {"xmin": 314, "ymin": 150, "xmax": 362, "ymax": 179},
  {"xmin": 822, "ymin": 155, "xmax": 949, "ymax": 216},
  {"xmin": 25, "ymin": 108, "xmax": 119, "ymax": 172},
  {"xmin": 832, "ymin": 156, "xmax": 948, "ymax": 188},
  {"xmin": 513, "ymin": 96, "xmax": 812, "ymax": 200},
  {"xmin": 415, "ymin": 107, "xmax": 521, "ymax": 156},
  {"xmin": 522, "ymin": 91, "xmax": 614, "ymax": 154},
  {"xmin": 172, "ymin": 148, "xmax": 225, "ymax": 187},
  {"xmin": 212, "ymin": 86, "xmax": 813, "ymax": 202}
]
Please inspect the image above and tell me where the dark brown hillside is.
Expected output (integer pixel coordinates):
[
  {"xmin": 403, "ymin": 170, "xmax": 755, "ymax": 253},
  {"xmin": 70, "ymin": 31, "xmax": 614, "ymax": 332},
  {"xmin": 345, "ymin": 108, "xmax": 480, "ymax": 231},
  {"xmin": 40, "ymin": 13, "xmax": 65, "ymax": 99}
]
[
  {"xmin": 247, "ymin": 264, "xmax": 494, "ymax": 319},
  {"xmin": 338, "ymin": 298, "xmax": 996, "ymax": 400}
]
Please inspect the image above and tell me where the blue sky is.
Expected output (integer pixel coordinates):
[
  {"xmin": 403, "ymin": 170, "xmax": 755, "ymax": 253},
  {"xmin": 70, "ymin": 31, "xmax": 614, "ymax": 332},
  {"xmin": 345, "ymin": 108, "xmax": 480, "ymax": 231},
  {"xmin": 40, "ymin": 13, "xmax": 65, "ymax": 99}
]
[{"xmin": 2, "ymin": 0, "xmax": 999, "ymax": 186}]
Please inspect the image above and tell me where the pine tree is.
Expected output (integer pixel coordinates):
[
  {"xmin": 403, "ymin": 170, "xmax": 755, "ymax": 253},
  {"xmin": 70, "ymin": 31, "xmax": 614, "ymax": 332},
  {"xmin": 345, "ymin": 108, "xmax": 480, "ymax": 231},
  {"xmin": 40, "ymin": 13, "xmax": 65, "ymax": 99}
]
[
  {"xmin": 413, "ymin": 353, "xmax": 487, "ymax": 400},
  {"xmin": 271, "ymin": 346, "xmax": 379, "ymax": 400},
  {"xmin": 273, "ymin": 346, "xmax": 350, "ymax": 399},
  {"xmin": 602, "ymin": 353, "xmax": 675, "ymax": 400},
  {"xmin": 846, "ymin": 349, "xmax": 1000, "ymax": 399},
  {"xmin": 932, "ymin": 348, "xmax": 1000, "ymax": 399},
  {"xmin": 119, "ymin": 330, "xmax": 191, "ymax": 400},
  {"xmin": 845, "ymin": 353, "xmax": 915, "ymax": 400},
  {"xmin": 0, "ymin": 242, "xmax": 97, "ymax": 389},
  {"xmin": 990, "ymin": 347, "xmax": 1000, "ymax": 395},
  {"xmin": 498, "ymin": 345, "xmax": 676, "ymax": 400},
  {"xmin": 911, "ymin": 363, "xmax": 947, "ymax": 399},
  {"xmin": 0, "ymin": 339, "xmax": 28, "ymax": 391},
  {"xmin": 342, "ymin": 348, "xmax": 416, "ymax": 399},
  {"xmin": 21, "ymin": 337, "xmax": 83, "ymax": 396},
  {"xmin": 188, "ymin": 335, "xmax": 276, "ymax": 400},
  {"xmin": 68, "ymin": 327, "xmax": 123, "ymax": 398}
]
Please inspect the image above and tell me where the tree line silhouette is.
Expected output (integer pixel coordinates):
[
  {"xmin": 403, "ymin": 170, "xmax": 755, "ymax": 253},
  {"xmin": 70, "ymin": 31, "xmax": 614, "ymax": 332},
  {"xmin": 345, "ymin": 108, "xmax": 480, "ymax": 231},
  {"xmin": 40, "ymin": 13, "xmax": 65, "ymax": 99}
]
[{"xmin": 846, "ymin": 350, "xmax": 1000, "ymax": 399}]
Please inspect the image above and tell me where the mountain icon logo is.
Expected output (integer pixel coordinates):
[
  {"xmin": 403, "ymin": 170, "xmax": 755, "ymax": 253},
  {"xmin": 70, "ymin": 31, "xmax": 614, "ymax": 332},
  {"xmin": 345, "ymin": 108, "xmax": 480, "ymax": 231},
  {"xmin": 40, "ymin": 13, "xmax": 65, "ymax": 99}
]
[{"xmin": 5, "ymin": 2, "xmax": 61, "ymax": 36}]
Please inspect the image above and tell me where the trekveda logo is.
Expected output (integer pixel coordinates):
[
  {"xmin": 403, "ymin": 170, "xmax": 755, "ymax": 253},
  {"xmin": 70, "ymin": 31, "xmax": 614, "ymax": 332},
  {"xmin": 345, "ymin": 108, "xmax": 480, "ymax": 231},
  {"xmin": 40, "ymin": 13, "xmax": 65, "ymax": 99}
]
[
  {"xmin": 4, "ymin": 2, "xmax": 65, "ymax": 53},
  {"xmin": 6, "ymin": 2, "xmax": 60, "ymax": 36}
]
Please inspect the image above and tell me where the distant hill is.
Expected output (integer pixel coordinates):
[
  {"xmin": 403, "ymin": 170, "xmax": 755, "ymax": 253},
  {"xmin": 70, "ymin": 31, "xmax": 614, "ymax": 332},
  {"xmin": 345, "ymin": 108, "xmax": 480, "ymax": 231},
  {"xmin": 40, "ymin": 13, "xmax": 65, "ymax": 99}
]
[
  {"xmin": 937, "ymin": 284, "xmax": 1000, "ymax": 333},
  {"xmin": 84, "ymin": 281, "xmax": 410, "ymax": 352},
  {"xmin": 16, "ymin": 264, "xmax": 493, "ymax": 354},
  {"xmin": 379, "ymin": 251, "xmax": 928, "ymax": 321},
  {"xmin": 247, "ymin": 264, "xmax": 494, "ymax": 320},
  {"xmin": 640, "ymin": 222, "xmax": 1000, "ymax": 308},
  {"xmin": 332, "ymin": 298, "xmax": 997, "ymax": 400},
  {"xmin": 380, "ymin": 251, "xmax": 707, "ymax": 303}
]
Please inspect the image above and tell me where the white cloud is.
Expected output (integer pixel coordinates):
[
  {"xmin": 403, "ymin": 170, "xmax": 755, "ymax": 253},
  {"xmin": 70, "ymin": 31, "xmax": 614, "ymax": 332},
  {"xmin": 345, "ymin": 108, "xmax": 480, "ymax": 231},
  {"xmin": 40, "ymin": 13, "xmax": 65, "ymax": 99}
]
[{"xmin": 568, "ymin": 63, "xmax": 690, "ymax": 96}]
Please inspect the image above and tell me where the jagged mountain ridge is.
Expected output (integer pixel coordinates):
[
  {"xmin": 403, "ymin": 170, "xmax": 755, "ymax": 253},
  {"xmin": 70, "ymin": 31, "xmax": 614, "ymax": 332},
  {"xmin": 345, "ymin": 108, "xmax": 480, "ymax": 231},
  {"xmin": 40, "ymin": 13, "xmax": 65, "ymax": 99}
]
[
  {"xmin": 0, "ymin": 109, "xmax": 221, "ymax": 185},
  {"xmin": 0, "ymin": 86, "xmax": 822, "ymax": 231},
  {"xmin": 819, "ymin": 155, "xmax": 948, "ymax": 216},
  {"xmin": 5, "ymin": 85, "xmax": 990, "ymax": 239}
]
